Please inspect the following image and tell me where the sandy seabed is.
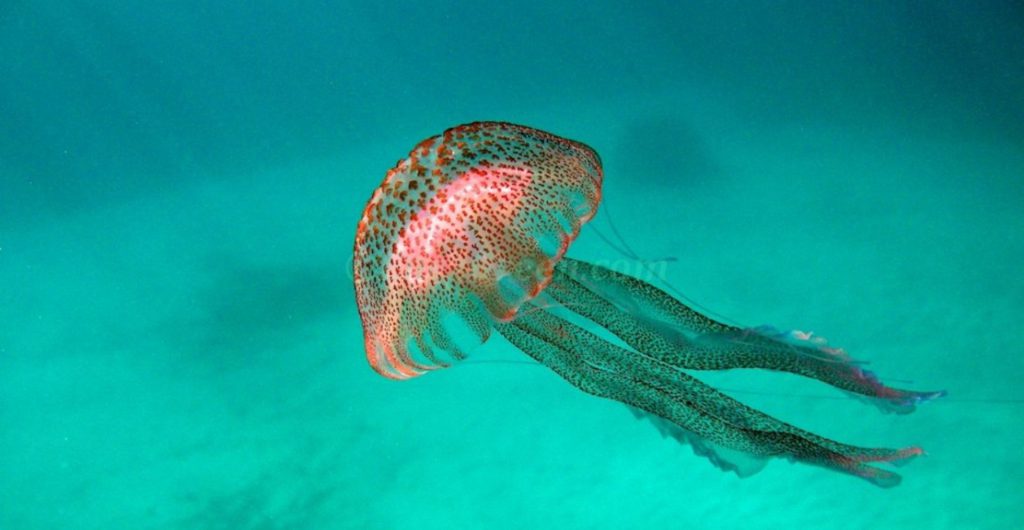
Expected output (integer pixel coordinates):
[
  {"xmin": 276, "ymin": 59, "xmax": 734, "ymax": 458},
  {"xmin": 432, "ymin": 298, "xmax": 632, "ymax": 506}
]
[{"xmin": 2, "ymin": 96, "xmax": 1022, "ymax": 529}]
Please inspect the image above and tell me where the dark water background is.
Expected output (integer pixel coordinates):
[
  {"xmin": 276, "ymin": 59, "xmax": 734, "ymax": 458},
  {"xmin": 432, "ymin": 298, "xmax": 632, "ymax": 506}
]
[{"xmin": 2, "ymin": 2, "xmax": 1022, "ymax": 529}]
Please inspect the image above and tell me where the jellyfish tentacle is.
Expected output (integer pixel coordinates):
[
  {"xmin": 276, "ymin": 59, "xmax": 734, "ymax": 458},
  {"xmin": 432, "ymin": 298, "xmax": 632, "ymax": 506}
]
[
  {"xmin": 496, "ymin": 302, "xmax": 915, "ymax": 487},
  {"xmin": 554, "ymin": 258, "xmax": 943, "ymax": 413},
  {"xmin": 518, "ymin": 301, "xmax": 919, "ymax": 462},
  {"xmin": 558, "ymin": 257, "xmax": 734, "ymax": 334}
]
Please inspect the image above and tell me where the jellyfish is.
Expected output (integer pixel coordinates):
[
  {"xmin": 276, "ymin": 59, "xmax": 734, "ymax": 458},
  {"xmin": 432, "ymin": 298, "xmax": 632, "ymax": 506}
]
[{"xmin": 352, "ymin": 122, "xmax": 942, "ymax": 487}]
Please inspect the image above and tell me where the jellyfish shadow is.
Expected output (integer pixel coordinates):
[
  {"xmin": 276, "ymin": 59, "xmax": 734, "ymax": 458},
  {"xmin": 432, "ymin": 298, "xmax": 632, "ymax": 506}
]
[
  {"xmin": 615, "ymin": 117, "xmax": 722, "ymax": 188},
  {"xmin": 157, "ymin": 255, "xmax": 347, "ymax": 374}
]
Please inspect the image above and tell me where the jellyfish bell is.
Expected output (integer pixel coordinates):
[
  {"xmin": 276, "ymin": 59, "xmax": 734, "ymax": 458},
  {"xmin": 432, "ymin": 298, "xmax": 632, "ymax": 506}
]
[
  {"xmin": 352, "ymin": 121, "xmax": 942, "ymax": 487},
  {"xmin": 353, "ymin": 122, "xmax": 602, "ymax": 379}
]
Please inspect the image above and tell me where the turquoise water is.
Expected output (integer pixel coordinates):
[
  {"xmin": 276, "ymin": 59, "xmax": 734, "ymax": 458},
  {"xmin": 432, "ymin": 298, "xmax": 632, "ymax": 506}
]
[{"xmin": 2, "ymin": 2, "xmax": 1022, "ymax": 528}]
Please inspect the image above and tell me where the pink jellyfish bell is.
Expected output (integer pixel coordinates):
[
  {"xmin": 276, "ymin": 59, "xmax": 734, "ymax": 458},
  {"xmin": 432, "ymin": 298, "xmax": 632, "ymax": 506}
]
[
  {"xmin": 353, "ymin": 122, "xmax": 602, "ymax": 379},
  {"xmin": 353, "ymin": 122, "xmax": 942, "ymax": 487}
]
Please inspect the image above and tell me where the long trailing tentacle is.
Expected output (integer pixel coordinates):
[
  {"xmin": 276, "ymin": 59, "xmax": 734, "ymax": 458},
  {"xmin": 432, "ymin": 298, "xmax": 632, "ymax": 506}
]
[
  {"xmin": 552, "ymin": 258, "xmax": 944, "ymax": 413},
  {"xmin": 495, "ymin": 302, "xmax": 920, "ymax": 487}
]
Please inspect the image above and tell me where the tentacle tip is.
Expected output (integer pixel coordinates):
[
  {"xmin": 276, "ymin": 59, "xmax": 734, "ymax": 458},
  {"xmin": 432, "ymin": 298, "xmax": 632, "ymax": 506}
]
[
  {"xmin": 870, "ymin": 473, "xmax": 902, "ymax": 489},
  {"xmin": 859, "ymin": 377, "xmax": 945, "ymax": 413},
  {"xmin": 900, "ymin": 446, "xmax": 925, "ymax": 458},
  {"xmin": 845, "ymin": 459, "xmax": 904, "ymax": 488},
  {"xmin": 886, "ymin": 447, "xmax": 926, "ymax": 468},
  {"xmin": 904, "ymin": 389, "xmax": 947, "ymax": 407}
]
